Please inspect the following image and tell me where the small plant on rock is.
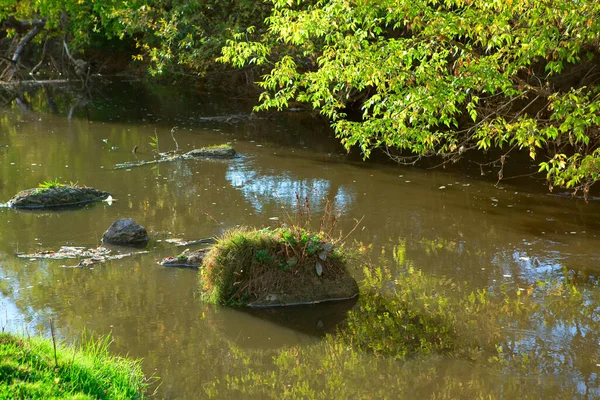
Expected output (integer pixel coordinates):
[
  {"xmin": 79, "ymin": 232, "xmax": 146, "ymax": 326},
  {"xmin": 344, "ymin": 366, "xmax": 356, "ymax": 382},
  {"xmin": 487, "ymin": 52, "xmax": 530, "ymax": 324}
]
[{"xmin": 38, "ymin": 178, "xmax": 65, "ymax": 190}]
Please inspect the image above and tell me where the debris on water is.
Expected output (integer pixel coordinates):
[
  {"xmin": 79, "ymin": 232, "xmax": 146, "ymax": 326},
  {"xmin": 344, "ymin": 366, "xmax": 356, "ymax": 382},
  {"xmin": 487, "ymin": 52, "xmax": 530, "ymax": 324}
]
[
  {"xmin": 519, "ymin": 257, "xmax": 530, "ymax": 261},
  {"xmin": 18, "ymin": 246, "xmax": 111, "ymax": 260},
  {"xmin": 269, "ymin": 217, "xmax": 279, "ymax": 221},
  {"xmin": 491, "ymin": 197, "xmax": 499, "ymax": 202},
  {"xmin": 439, "ymin": 186, "xmax": 446, "ymax": 189},
  {"xmin": 163, "ymin": 237, "xmax": 216, "ymax": 246},
  {"xmin": 503, "ymin": 274, "xmax": 512, "ymax": 278},
  {"xmin": 17, "ymin": 245, "xmax": 148, "ymax": 268},
  {"xmin": 159, "ymin": 249, "xmax": 207, "ymax": 269}
]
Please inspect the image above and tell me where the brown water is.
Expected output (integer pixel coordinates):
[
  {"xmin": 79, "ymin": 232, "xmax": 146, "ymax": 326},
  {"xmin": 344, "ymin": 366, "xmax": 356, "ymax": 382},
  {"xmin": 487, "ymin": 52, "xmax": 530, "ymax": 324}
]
[{"xmin": 1, "ymin": 82, "xmax": 600, "ymax": 398}]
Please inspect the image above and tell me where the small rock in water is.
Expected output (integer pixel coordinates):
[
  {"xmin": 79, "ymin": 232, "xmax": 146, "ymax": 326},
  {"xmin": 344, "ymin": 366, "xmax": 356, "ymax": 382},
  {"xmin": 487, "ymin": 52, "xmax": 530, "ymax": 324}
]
[{"xmin": 102, "ymin": 218, "xmax": 149, "ymax": 246}]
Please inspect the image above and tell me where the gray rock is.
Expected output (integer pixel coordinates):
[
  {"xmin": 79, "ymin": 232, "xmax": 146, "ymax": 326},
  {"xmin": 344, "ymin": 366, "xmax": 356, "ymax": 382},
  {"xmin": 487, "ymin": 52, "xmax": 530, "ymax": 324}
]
[{"xmin": 102, "ymin": 218, "xmax": 149, "ymax": 246}]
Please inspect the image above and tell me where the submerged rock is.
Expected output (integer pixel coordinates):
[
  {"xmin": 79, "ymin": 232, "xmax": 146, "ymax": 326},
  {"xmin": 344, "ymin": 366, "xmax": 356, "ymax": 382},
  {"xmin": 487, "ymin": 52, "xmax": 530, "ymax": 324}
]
[
  {"xmin": 102, "ymin": 218, "xmax": 149, "ymax": 246},
  {"xmin": 160, "ymin": 249, "xmax": 207, "ymax": 269},
  {"xmin": 185, "ymin": 145, "xmax": 236, "ymax": 159},
  {"xmin": 8, "ymin": 186, "xmax": 110, "ymax": 209}
]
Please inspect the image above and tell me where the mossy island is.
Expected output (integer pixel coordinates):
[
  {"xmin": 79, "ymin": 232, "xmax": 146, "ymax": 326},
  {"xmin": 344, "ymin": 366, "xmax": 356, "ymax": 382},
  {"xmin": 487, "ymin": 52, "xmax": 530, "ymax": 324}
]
[
  {"xmin": 8, "ymin": 180, "xmax": 110, "ymax": 209},
  {"xmin": 0, "ymin": 332, "xmax": 148, "ymax": 398},
  {"xmin": 199, "ymin": 227, "xmax": 358, "ymax": 307}
]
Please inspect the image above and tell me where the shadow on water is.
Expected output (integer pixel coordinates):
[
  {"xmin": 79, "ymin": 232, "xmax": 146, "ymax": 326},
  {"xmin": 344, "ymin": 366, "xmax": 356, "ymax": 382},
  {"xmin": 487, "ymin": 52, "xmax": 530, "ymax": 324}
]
[{"xmin": 219, "ymin": 298, "xmax": 358, "ymax": 349}]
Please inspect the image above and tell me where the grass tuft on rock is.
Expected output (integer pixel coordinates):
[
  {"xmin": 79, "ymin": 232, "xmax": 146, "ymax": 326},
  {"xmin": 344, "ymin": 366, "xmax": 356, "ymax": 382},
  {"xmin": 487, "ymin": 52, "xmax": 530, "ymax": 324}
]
[
  {"xmin": 0, "ymin": 332, "xmax": 148, "ymax": 399},
  {"xmin": 200, "ymin": 226, "xmax": 357, "ymax": 306},
  {"xmin": 202, "ymin": 143, "xmax": 233, "ymax": 150}
]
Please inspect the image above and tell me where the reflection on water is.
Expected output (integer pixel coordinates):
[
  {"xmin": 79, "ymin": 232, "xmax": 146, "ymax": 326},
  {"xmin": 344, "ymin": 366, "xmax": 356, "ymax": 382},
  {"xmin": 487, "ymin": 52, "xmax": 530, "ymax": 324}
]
[
  {"xmin": 226, "ymin": 161, "xmax": 356, "ymax": 212},
  {"xmin": 1, "ymin": 81, "xmax": 600, "ymax": 397}
]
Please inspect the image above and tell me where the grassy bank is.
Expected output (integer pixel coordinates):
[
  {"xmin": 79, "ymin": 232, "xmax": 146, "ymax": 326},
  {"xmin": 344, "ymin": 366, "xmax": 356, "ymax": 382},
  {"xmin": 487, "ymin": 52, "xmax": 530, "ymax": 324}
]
[{"xmin": 0, "ymin": 333, "xmax": 147, "ymax": 399}]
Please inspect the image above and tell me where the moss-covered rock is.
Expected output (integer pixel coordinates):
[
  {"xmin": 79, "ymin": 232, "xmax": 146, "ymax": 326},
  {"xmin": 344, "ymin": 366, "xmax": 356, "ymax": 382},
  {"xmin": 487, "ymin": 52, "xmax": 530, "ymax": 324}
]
[
  {"xmin": 160, "ymin": 249, "xmax": 207, "ymax": 269},
  {"xmin": 8, "ymin": 186, "xmax": 110, "ymax": 209},
  {"xmin": 185, "ymin": 144, "xmax": 236, "ymax": 159},
  {"xmin": 200, "ymin": 227, "xmax": 358, "ymax": 307}
]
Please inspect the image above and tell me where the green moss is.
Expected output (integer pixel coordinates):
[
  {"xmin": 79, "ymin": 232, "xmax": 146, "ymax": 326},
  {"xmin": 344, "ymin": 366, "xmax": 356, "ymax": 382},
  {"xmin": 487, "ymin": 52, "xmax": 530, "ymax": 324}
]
[
  {"xmin": 200, "ymin": 227, "xmax": 350, "ymax": 306},
  {"xmin": 202, "ymin": 143, "xmax": 233, "ymax": 150},
  {"xmin": 0, "ymin": 333, "xmax": 148, "ymax": 399}
]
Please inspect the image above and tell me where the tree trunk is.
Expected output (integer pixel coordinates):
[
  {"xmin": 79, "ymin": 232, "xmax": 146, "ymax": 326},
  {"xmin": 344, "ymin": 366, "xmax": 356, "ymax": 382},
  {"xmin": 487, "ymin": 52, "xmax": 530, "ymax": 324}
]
[{"xmin": 1, "ymin": 16, "xmax": 47, "ymax": 81}]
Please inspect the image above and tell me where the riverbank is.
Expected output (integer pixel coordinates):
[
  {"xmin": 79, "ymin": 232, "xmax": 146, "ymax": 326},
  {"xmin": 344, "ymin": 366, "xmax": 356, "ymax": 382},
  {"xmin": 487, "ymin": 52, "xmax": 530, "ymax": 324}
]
[{"xmin": 0, "ymin": 332, "xmax": 148, "ymax": 398}]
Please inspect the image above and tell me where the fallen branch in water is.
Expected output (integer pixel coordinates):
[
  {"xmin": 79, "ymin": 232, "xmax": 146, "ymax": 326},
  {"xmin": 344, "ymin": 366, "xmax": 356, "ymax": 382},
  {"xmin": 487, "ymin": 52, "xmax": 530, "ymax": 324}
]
[{"xmin": 114, "ymin": 145, "xmax": 237, "ymax": 169}]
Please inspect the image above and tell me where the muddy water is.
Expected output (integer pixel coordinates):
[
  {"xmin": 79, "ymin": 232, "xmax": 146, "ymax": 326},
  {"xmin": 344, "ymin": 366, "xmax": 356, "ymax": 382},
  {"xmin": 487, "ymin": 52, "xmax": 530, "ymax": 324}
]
[{"xmin": 1, "ymin": 82, "xmax": 600, "ymax": 398}]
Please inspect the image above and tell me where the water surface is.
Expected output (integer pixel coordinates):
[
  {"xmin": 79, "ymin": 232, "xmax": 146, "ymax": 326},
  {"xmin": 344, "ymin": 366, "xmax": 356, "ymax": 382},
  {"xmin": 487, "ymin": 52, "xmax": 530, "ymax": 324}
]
[{"xmin": 1, "ymin": 82, "xmax": 599, "ymax": 398}]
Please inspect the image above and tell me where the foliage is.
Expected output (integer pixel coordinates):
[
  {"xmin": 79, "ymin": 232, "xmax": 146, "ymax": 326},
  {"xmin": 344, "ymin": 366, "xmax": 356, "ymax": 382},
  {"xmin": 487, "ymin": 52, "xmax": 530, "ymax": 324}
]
[
  {"xmin": 200, "ymin": 226, "xmax": 349, "ymax": 306},
  {"xmin": 38, "ymin": 178, "xmax": 64, "ymax": 190},
  {"xmin": 204, "ymin": 240, "xmax": 600, "ymax": 399},
  {"xmin": 0, "ymin": 332, "xmax": 148, "ymax": 399},
  {"xmin": 0, "ymin": 0, "xmax": 119, "ymax": 49},
  {"xmin": 148, "ymin": 133, "xmax": 160, "ymax": 156},
  {"xmin": 220, "ymin": 0, "xmax": 600, "ymax": 195},
  {"xmin": 105, "ymin": 0, "xmax": 271, "ymax": 77},
  {"xmin": 1, "ymin": 0, "xmax": 270, "ymax": 80}
]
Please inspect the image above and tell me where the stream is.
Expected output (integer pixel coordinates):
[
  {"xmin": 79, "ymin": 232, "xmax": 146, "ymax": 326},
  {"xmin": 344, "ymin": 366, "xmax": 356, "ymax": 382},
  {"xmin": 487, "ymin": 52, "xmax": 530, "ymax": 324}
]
[{"xmin": 1, "ymin": 81, "xmax": 599, "ymax": 398}]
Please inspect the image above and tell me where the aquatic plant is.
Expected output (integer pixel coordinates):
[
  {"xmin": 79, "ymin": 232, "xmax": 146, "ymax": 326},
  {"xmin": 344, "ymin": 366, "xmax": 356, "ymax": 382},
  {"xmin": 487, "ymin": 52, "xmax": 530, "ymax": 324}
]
[
  {"xmin": 38, "ymin": 178, "xmax": 65, "ymax": 190},
  {"xmin": 149, "ymin": 133, "xmax": 160, "ymax": 156},
  {"xmin": 203, "ymin": 240, "xmax": 600, "ymax": 398},
  {"xmin": 0, "ymin": 332, "xmax": 149, "ymax": 398},
  {"xmin": 200, "ymin": 226, "xmax": 354, "ymax": 306}
]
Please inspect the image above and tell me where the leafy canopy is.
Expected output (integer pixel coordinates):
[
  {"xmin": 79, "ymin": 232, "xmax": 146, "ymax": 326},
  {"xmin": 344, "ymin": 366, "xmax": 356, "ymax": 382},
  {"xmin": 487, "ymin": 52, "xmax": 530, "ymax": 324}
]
[{"xmin": 220, "ymin": 0, "xmax": 600, "ymax": 194}]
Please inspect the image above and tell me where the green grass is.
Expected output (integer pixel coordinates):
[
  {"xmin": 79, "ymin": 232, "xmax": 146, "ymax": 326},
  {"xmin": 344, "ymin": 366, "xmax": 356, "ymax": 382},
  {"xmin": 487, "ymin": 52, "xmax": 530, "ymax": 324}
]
[
  {"xmin": 38, "ymin": 179, "xmax": 65, "ymax": 190},
  {"xmin": 0, "ymin": 333, "xmax": 148, "ymax": 399},
  {"xmin": 200, "ymin": 226, "xmax": 348, "ymax": 306}
]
